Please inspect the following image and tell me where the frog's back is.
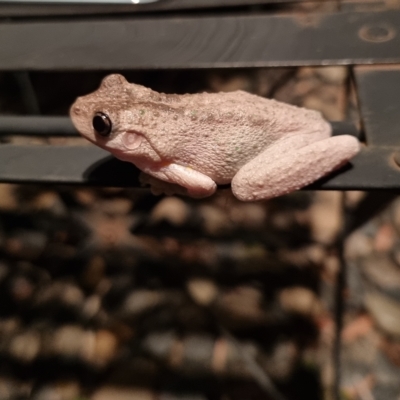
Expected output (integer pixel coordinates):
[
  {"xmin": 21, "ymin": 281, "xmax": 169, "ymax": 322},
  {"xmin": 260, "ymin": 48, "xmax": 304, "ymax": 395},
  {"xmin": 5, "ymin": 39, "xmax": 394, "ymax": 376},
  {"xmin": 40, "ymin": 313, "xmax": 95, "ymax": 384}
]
[{"xmin": 164, "ymin": 90, "xmax": 329, "ymax": 182}]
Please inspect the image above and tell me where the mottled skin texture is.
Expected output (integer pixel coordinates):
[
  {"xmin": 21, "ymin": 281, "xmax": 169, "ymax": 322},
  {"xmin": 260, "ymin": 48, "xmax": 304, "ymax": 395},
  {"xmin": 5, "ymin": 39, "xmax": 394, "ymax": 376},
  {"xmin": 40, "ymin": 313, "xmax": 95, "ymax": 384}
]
[{"xmin": 70, "ymin": 74, "xmax": 360, "ymax": 201}]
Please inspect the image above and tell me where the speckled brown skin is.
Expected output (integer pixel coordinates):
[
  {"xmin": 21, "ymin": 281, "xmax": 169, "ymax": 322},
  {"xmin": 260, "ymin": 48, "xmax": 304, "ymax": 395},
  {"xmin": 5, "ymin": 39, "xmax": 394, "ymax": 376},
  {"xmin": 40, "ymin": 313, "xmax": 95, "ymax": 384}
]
[{"xmin": 70, "ymin": 74, "xmax": 360, "ymax": 201}]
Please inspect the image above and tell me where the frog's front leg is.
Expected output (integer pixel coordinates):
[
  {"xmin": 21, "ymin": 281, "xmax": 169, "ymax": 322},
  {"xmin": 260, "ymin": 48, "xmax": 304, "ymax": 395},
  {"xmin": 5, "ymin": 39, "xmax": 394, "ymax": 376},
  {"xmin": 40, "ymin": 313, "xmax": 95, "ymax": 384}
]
[
  {"xmin": 141, "ymin": 163, "xmax": 217, "ymax": 198},
  {"xmin": 231, "ymin": 134, "xmax": 360, "ymax": 201}
]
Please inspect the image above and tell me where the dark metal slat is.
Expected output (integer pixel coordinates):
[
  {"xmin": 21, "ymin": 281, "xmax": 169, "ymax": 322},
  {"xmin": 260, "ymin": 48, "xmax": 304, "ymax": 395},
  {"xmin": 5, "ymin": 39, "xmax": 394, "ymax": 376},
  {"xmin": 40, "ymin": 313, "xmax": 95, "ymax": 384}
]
[
  {"xmin": 0, "ymin": 145, "xmax": 140, "ymax": 186},
  {"xmin": 0, "ymin": 145, "xmax": 398, "ymax": 190},
  {"xmin": 0, "ymin": 0, "xmax": 301, "ymax": 17},
  {"xmin": 0, "ymin": 10, "xmax": 399, "ymax": 70},
  {"xmin": 354, "ymin": 66, "xmax": 400, "ymax": 146},
  {"xmin": 0, "ymin": 116, "xmax": 77, "ymax": 136}
]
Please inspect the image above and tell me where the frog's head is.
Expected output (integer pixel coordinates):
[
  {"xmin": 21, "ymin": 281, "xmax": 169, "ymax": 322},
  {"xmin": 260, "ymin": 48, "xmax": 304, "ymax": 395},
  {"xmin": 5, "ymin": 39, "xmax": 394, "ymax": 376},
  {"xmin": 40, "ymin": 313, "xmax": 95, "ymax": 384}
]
[{"xmin": 70, "ymin": 74, "xmax": 162, "ymax": 164}]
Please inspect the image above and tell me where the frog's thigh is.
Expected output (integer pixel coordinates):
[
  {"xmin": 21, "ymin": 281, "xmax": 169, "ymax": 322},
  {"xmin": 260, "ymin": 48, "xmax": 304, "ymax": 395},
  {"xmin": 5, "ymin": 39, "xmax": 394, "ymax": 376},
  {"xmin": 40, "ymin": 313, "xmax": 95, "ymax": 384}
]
[{"xmin": 231, "ymin": 135, "xmax": 360, "ymax": 201}]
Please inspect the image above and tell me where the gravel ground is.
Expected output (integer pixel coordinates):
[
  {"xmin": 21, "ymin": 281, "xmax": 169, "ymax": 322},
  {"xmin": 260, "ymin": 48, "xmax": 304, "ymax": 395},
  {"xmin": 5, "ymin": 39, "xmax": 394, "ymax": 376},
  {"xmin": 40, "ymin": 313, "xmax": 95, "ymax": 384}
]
[{"xmin": 0, "ymin": 65, "xmax": 398, "ymax": 400}]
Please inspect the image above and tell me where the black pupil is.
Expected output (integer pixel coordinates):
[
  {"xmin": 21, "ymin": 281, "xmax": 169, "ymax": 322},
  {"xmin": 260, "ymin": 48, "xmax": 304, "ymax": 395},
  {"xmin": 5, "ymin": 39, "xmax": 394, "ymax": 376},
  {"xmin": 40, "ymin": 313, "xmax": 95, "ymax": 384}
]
[{"xmin": 93, "ymin": 113, "xmax": 111, "ymax": 136}]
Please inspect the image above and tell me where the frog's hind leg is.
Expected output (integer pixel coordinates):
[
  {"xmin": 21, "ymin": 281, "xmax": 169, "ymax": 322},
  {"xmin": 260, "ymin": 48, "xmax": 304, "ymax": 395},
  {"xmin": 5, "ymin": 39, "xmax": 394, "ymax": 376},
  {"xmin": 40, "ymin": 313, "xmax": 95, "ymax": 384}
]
[{"xmin": 231, "ymin": 134, "xmax": 360, "ymax": 201}]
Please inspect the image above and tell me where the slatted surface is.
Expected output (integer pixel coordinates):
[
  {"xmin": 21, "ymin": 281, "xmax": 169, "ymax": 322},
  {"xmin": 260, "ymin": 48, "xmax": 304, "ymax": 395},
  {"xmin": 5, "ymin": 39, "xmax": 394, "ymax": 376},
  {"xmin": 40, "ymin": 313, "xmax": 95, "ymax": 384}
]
[
  {"xmin": 0, "ymin": 0, "xmax": 303, "ymax": 17},
  {"xmin": 0, "ymin": 144, "xmax": 398, "ymax": 190},
  {"xmin": 0, "ymin": 10, "xmax": 399, "ymax": 70},
  {"xmin": 1, "ymin": 9, "xmax": 400, "ymax": 189}
]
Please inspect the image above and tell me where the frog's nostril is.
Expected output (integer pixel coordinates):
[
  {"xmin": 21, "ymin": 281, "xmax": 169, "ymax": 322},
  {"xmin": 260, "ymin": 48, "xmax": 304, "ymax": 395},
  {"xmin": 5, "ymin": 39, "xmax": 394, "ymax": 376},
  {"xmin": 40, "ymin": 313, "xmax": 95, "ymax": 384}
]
[{"xmin": 72, "ymin": 106, "xmax": 81, "ymax": 115}]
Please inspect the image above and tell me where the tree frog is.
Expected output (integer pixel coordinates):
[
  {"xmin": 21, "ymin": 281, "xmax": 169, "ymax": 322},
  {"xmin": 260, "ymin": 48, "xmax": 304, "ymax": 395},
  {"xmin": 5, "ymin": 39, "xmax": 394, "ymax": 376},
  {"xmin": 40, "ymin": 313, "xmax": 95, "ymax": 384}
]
[{"xmin": 70, "ymin": 74, "xmax": 360, "ymax": 201}]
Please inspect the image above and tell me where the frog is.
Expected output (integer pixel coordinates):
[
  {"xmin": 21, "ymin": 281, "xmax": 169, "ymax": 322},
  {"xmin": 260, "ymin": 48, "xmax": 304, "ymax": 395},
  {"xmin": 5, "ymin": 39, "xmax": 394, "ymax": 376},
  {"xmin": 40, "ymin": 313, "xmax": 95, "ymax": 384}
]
[{"xmin": 70, "ymin": 74, "xmax": 360, "ymax": 201}]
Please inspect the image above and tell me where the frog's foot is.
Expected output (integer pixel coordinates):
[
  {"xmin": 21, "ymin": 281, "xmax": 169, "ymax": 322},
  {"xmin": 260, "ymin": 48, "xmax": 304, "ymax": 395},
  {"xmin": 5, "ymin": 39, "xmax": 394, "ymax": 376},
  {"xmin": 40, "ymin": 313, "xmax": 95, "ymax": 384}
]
[
  {"xmin": 139, "ymin": 172, "xmax": 189, "ymax": 197},
  {"xmin": 139, "ymin": 172, "xmax": 214, "ymax": 199},
  {"xmin": 231, "ymin": 134, "xmax": 360, "ymax": 202},
  {"xmin": 140, "ymin": 163, "xmax": 217, "ymax": 199}
]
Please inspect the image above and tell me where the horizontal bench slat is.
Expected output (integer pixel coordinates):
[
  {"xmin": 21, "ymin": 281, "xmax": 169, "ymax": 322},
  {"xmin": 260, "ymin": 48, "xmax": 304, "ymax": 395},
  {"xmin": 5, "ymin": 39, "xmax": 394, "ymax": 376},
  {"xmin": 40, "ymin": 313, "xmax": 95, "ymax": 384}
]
[
  {"xmin": 0, "ymin": 10, "xmax": 399, "ymax": 70},
  {"xmin": 0, "ymin": 0, "xmax": 298, "ymax": 17},
  {"xmin": 0, "ymin": 144, "xmax": 397, "ymax": 190}
]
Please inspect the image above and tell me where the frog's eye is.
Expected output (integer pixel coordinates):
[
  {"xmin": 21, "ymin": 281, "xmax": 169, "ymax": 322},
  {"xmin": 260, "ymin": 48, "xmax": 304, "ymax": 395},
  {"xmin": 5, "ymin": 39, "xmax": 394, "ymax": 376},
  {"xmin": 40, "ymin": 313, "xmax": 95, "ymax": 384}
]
[{"xmin": 93, "ymin": 112, "xmax": 112, "ymax": 137}]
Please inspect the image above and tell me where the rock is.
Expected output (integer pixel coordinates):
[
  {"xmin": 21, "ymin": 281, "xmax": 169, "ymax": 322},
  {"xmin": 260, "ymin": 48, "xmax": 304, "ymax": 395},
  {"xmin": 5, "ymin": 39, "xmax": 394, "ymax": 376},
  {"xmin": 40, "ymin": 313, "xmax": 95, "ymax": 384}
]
[
  {"xmin": 142, "ymin": 331, "xmax": 175, "ymax": 360},
  {"xmin": 372, "ymin": 352, "xmax": 400, "ymax": 400},
  {"xmin": 373, "ymin": 223, "xmax": 395, "ymax": 252},
  {"xmin": 261, "ymin": 341, "xmax": 298, "ymax": 380},
  {"xmin": 198, "ymin": 204, "xmax": 233, "ymax": 235},
  {"xmin": 186, "ymin": 278, "xmax": 218, "ymax": 306},
  {"xmin": 82, "ymin": 295, "xmax": 102, "ymax": 319},
  {"xmin": 364, "ymin": 290, "xmax": 400, "ymax": 338},
  {"xmin": 279, "ymin": 287, "xmax": 323, "ymax": 317},
  {"xmin": 208, "ymin": 72, "xmax": 252, "ymax": 93},
  {"xmin": 0, "ymin": 184, "xmax": 17, "ymax": 210},
  {"xmin": 315, "ymin": 67, "xmax": 348, "ymax": 85},
  {"xmin": 90, "ymin": 329, "xmax": 118, "ymax": 367},
  {"xmin": 311, "ymin": 90, "xmax": 343, "ymax": 122},
  {"xmin": 50, "ymin": 325, "xmax": 94, "ymax": 359},
  {"xmin": 361, "ymin": 255, "xmax": 400, "ymax": 298},
  {"xmin": 74, "ymin": 188, "xmax": 97, "ymax": 207},
  {"xmin": 32, "ymin": 382, "xmax": 80, "ymax": 400},
  {"xmin": 34, "ymin": 282, "xmax": 85, "ymax": 311},
  {"xmin": 304, "ymin": 244, "xmax": 326, "ymax": 265},
  {"xmin": 228, "ymin": 202, "xmax": 267, "ymax": 230},
  {"xmin": 254, "ymin": 68, "xmax": 293, "ymax": 97},
  {"xmin": 381, "ymin": 337, "xmax": 400, "ymax": 368},
  {"xmin": 28, "ymin": 191, "xmax": 67, "ymax": 216},
  {"xmin": 0, "ymin": 378, "xmax": 31, "ymax": 399},
  {"xmin": 225, "ymin": 340, "xmax": 259, "ymax": 377},
  {"xmin": 150, "ymin": 197, "xmax": 191, "ymax": 227},
  {"xmin": 95, "ymin": 198, "xmax": 132, "ymax": 215},
  {"xmin": 91, "ymin": 386, "xmax": 154, "ymax": 400},
  {"xmin": 274, "ymin": 75, "xmax": 306, "ymax": 104},
  {"xmin": 121, "ymin": 290, "xmax": 166, "ymax": 318},
  {"xmin": 216, "ymin": 286, "xmax": 266, "ymax": 326},
  {"xmin": 0, "ymin": 318, "xmax": 20, "ymax": 339},
  {"xmin": 345, "ymin": 231, "xmax": 374, "ymax": 260},
  {"xmin": 9, "ymin": 275, "xmax": 34, "ymax": 303},
  {"xmin": 309, "ymin": 192, "xmax": 343, "ymax": 244},
  {"xmin": 345, "ymin": 191, "xmax": 366, "ymax": 208},
  {"xmin": 84, "ymin": 212, "xmax": 137, "ymax": 249},
  {"xmin": 342, "ymin": 315, "xmax": 374, "ymax": 343},
  {"xmin": 341, "ymin": 374, "xmax": 375, "ymax": 400},
  {"xmin": 81, "ymin": 256, "xmax": 106, "ymax": 290},
  {"xmin": 5, "ymin": 230, "xmax": 47, "ymax": 259},
  {"xmin": 0, "ymin": 378, "xmax": 16, "ymax": 400},
  {"xmin": 340, "ymin": 331, "xmax": 379, "ymax": 388},
  {"xmin": 9, "ymin": 331, "xmax": 41, "ymax": 363}
]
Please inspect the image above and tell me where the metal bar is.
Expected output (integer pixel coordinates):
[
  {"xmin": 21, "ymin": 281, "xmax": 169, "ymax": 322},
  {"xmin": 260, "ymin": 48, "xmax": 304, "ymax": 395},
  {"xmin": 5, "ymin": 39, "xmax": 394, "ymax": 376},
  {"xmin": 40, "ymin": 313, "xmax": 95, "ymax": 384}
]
[
  {"xmin": 12, "ymin": 72, "xmax": 41, "ymax": 115},
  {"xmin": 0, "ymin": 145, "xmax": 140, "ymax": 186},
  {"xmin": 354, "ymin": 65, "xmax": 400, "ymax": 146},
  {"xmin": 308, "ymin": 147, "xmax": 400, "ymax": 190},
  {"xmin": 0, "ymin": 145, "xmax": 397, "ymax": 189},
  {"xmin": 0, "ymin": 10, "xmax": 399, "ymax": 70},
  {"xmin": 3, "ymin": 0, "xmax": 159, "ymax": 3},
  {"xmin": 0, "ymin": 116, "xmax": 78, "ymax": 136},
  {"xmin": 0, "ymin": 0, "xmax": 303, "ymax": 17},
  {"xmin": 0, "ymin": 117, "xmax": 360, "ymax": 138}
]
